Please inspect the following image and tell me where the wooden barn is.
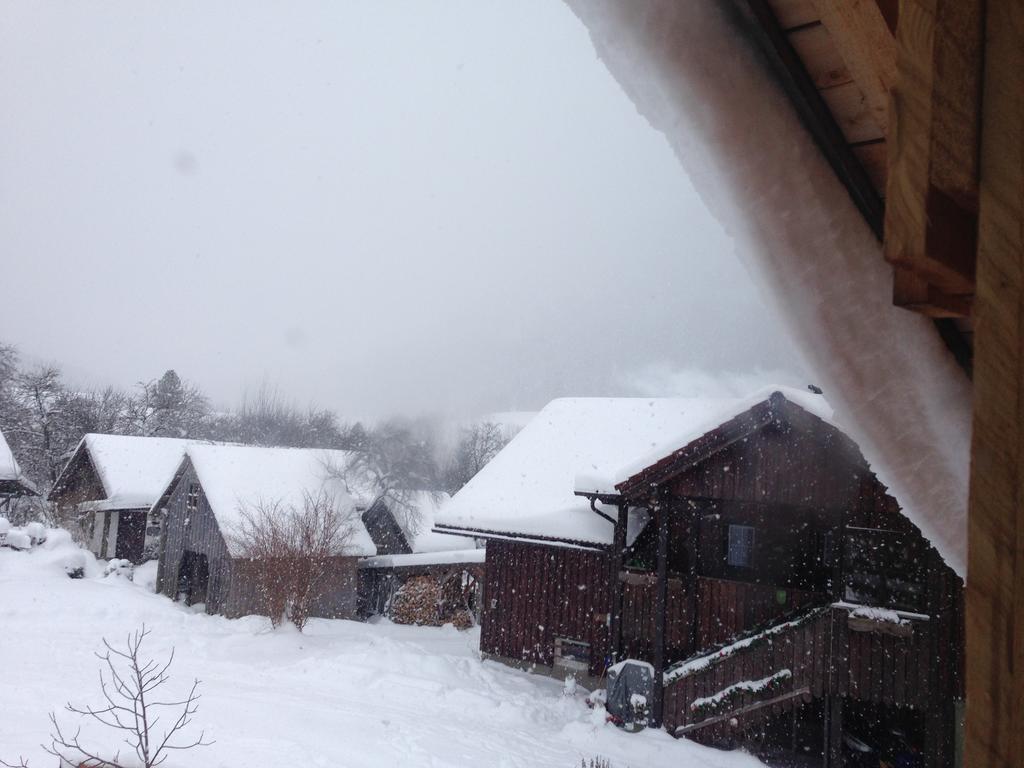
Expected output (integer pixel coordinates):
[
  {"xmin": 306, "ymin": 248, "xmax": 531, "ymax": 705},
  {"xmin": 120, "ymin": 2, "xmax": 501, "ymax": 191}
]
[
  {"xmin": 49, "ymin": 434, "xmax": 200, "ymax": 563},
  {"xmin": 0, "ymin": 427, "xmax": 37, "ymax": 508},
  {"xmin": 152, "ymin": 443, "xmax": 375, "ymax": 619},
  {"xmin": 357, "ymin": 491, "xmax": 483, "ymax": 624},
  {"xmin": 436, "ymin": 390, "xmax": 963, "ymax": 766}
]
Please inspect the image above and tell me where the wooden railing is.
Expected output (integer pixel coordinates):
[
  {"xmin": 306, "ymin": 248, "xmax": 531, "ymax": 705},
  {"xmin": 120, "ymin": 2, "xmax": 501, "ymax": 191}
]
[{"xmin": 663, "ymin": 606, "xmax": 934, "ymax": 740}]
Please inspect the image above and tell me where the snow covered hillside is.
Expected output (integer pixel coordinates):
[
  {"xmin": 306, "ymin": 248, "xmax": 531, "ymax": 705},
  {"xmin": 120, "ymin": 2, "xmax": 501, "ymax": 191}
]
[{"xmin": 0, "ymin": 532, "xmax": 762, "ymax": 768}]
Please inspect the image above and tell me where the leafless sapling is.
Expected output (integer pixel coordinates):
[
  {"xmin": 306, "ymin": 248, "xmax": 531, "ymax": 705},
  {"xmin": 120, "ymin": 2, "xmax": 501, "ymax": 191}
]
[{"xmin": 7, "ymin": 625, "xmax": 213, "ymax": 768}]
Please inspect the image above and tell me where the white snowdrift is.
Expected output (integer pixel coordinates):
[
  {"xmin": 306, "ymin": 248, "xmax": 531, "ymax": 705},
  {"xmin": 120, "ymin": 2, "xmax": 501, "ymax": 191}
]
[{"xmin": 0, "ymin": 532, "xmax": 765, "ymax": 768}]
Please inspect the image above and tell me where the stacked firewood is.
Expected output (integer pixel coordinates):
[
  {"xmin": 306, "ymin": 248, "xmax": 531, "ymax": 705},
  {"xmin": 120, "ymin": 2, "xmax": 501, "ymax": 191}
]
[{"xmin": 387, "ymin": 573, "xmax": 476, "ymax": 629}]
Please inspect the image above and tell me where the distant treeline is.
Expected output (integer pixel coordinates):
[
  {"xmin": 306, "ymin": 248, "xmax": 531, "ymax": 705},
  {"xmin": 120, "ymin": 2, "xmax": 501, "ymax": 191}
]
[{"xmin": 0, "ymin": 342, "xmax": 508, "ymax": 506}]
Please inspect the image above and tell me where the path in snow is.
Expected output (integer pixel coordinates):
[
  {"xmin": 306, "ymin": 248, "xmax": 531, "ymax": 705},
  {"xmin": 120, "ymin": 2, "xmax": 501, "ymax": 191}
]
[{"xmin": 0, "ymin": 534, "xmax": 762, "ymax": 768}]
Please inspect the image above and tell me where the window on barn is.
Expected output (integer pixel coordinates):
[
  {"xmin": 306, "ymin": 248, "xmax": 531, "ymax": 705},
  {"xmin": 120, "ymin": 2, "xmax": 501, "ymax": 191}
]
[
  {"xmin": 727, "ymin": 524, "xmax": 755, "ymax": 568},
  {"xmin": 185, "ymin": 484, "xmax": 200, "ymax": 518}
]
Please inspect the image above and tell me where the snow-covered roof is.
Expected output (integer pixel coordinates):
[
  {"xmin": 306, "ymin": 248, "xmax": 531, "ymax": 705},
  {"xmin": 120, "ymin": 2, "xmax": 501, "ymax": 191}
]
[
  {"xmin": 579, "ymin": 386, "xmax": 834, "ymax": 495},
  {"xmin": 358, "ymin": 548, "xmax": 485, "ymax": 570},
  {"xmin": 436, "ymin": 395, "xmax": 751, "ymax": 545},
  {"xmin": 0, "ymin": 428, "xmax": 36, "ymax": 493},
  {"xmin": 435, "ymin": 388, "xmax": 833, "ymax": 546},
  {"xmin": 69, "ymin": 434, "xmax": 202, "ymax": 510},
  {"xmin": 181, "ymin": 443, "xmax": 375, "ymax": 557},
  {"xmin": 398, "ymin": 491, "xmax": 476, "ymax": 553}
]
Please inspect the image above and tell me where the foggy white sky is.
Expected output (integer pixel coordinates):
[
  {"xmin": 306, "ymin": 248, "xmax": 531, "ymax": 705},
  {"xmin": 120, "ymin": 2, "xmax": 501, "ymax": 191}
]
[{"xmin": 0, "ymin": 0, "xmax": 805, "ymax": 421}]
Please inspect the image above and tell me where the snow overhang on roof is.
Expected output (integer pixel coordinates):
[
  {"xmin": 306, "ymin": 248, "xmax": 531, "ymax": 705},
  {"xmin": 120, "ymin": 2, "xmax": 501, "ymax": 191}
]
[
  {"xmin": 436, "ymin": 392, "xmax": 825, "ymax": 547},
  {"xmin": 0, "ymin": 428, "xmax": 38, "ymax": 495},
  {"xmin": 51, "ymin": 434, "xmax": 201, "ymax": 508},
  {"xmin": 358, "ymin": 548, "xmax": 485, "ymax": 570},
  {"xmin": 172, "ymin": 443, "xmax": 376, "ymax": 558}
]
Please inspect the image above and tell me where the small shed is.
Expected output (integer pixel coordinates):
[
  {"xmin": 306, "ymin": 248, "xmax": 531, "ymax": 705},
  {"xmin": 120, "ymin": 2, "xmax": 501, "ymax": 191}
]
[
  {"xmin": 357, "ymin": 491, "xmax": 483, "ymax": 624},
  {"xmin": 48, "ymin": 434, "xmax": 200, "ymax": 562},
  {"xmin": 153, "ymin": 443, "xmax": 375, "ymax": 620}
]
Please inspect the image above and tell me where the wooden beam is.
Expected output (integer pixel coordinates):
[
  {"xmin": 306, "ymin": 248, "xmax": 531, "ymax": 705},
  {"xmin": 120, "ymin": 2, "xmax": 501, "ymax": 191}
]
[
  {"xmin": 813, "ymin": 0, "xmax": 897, "ymax": 136},
  {"xmin": 744, "ymin": 0, "xmax": 885, "ymax": 237},
  {"xmin": 965, "ymin": 0, "xmax": 1024, "ymax": 765},
  {"xmin": 650, "ymin": 499, "xmax": 670, "ymax": 728},
  {"xmin": 608, "ymin": 503, "xmax": 628, "ymax": 664},
  {"xmin": 883, "ymin": 0, "xmax": 984, "ymax": 304},
  {"xmin": 673, "ymin": 687, "xmax": 812, "ymax": 736}
]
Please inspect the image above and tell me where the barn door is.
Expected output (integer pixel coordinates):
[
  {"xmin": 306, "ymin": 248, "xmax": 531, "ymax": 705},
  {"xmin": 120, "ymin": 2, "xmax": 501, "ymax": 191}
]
[{"xmin": 114, "ymin": 511, "xmax": 147, "ymax": 563}]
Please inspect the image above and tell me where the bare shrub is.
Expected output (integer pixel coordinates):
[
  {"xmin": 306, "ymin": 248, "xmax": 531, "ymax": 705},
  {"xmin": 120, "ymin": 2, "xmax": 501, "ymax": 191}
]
[
  {"xmin": 1, "ymin": 626, "xmax": 211, "ymax": 768},
  {"xmin": 230, "ymin": 490, "xmax": 356, "ymax": 630}
]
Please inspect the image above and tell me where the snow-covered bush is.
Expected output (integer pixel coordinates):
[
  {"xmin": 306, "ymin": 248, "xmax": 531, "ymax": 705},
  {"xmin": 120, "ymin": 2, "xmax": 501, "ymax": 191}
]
[
  {"xmin": 3, "ymin": 530, "xmax": 31, "ymax": 551},
  {"xmin": 103, "ymin": 558, "xmax": 135, "ymax": 580},
  {"xmin": 61, "ymin": 550, "xmax": 87, "ymax": 579},
  {"xmin": 23, "ymin": 521, "xmax": 46, "ymax": 545}
]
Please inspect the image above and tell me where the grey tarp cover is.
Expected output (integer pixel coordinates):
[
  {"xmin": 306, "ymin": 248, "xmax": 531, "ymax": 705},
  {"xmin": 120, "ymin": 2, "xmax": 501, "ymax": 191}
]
[{"xmin": 605, "ymin": 660, "xmax": 654, "ymax": 721}]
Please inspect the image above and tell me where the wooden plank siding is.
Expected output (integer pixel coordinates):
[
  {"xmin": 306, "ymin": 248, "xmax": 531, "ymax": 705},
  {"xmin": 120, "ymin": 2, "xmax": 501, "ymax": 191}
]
[
  {"xmin": 155, "ymin": 459, "xmax": 359, "ymax": 620},
  {"xmin": 696, "ymin": 577, "xmax": 822, "ymax": 647},
  {"xmin": 481, "ymin": 540, "xmax": 610, "ymax": 677},
  {"xmin": 665, "ymin": 608, "xmax": 948, "ymax": 747}
]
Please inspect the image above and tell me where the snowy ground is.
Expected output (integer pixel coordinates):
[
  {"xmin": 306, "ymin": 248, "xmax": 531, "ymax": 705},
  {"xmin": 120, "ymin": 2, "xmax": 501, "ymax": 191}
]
[{"xmin": 0, "ymin": 531, "xmax": 763, "ymax": 768}]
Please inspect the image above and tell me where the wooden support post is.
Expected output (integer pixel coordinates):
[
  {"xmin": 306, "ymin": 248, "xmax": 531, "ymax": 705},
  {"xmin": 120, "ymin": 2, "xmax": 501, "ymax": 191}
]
[
  {"xmin": 684, "ymin": 501, "xmax": 699, "ymax": 654},
  {"xmin": 883, "ymin": 0, "xmax": 984, "ymax": 312},
  {"xmin": 965, "ymin": 1, "xmax": 1024, "ymax": 765},
  {"xmin": 608, "ymin": 502, "xmax": 628, "ymax": 665},
  {"xmin": 823, "ymin": 695, "xmax": 844, "ymax": 768},
  {"xmin": 650, "ymin": 497, "xmax": 670, "ymax": 728}
]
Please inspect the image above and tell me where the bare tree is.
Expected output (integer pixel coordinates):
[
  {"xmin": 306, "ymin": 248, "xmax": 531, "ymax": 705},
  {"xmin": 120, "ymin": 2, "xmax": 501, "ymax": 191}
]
[
  {"xmin": 1, "ymin": 626, "xmax": 211, "ymax": 768},
  {"xmin": 326, "ymin": 418, "xmax": 443, "ymax": 538},
  {"xmin": 127, "ymin": 370, "xmax": 209, "ymax": 438},
  {"xmin": 443, "ymin": 421, "xmax": 509, "ymax": 494},
  {"xmin": 229, "ymin": 490, "xmax": 357, "ymax": 630},
  {"xmin": 214, "ymin": 384, "xmax": 344, "ymax": 449}
]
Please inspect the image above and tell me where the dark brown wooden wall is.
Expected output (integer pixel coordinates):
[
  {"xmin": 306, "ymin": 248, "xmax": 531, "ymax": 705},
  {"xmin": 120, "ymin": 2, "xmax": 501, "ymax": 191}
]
[
  {"xmin": 619, "ymin": 574, "xmax": 691, "ymax": 663},
  {"xmin": 481, "ymin": 540, "xmax": 610, "ymax": 676},
  {"xmin": 697, "ymin": 576, "xmax": 823, "ymax": 647},
  {"xmin": 664, "ymin": 608, "xmax": 958, "ymax": 766},
  {"xmin": 670, "ymin": 420, "xmax": 862, "ymax": 509}
]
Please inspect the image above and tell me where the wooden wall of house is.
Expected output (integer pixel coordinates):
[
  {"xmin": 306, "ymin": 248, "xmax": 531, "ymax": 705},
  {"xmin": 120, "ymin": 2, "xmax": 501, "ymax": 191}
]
[
  {"xmin": 157, "ymin": 461, "xmax": 361, "ymax": 620},
  {"xmin": 669, "ymin": 418, "xmax": 863, "ymax": 509},
  {"xmin": 156, "ymin": 461, "xmax": 235, "ymax": 616},
  {"xmin": 50, "ymin": 449, "xmax": 106, "ymax": 511},
  {"xmin": 619, "ymin": 573, "xmax": 691, "ymax": 663},
  {"xmin": 230, "ymin": 557, "xmax": 359, "ymax": 620},
  {"xmin": 481, "ymin": 539, "xmax": 610, "ymax": 677},
  {"xmin": 696, "ymin": 576, "xmax": 823, "ymax": 647}
]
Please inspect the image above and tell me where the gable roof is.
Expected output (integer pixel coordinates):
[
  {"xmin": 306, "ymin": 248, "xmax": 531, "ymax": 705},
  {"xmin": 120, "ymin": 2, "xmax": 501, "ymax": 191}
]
[
  {"xmin": 0, "ymin": 428, "xmax": 37, "ymax": 495},
  {"xmin": 435, "ymin": 394, "xmax": 797, "ymax": 547},
  {"xmin": 608, "ymin": 389, "xmax": 836, "ymax": 497},
  {"xmin": 178, "ymin": 443, "xmax": 376, "ymax": 557},
  {"xmin": 435, "ymin": 388, "xmax": 835, "ymax": 547},
  {"xmin": 51, "ymin": 434, "xmax": 202, "ymax": 510}
]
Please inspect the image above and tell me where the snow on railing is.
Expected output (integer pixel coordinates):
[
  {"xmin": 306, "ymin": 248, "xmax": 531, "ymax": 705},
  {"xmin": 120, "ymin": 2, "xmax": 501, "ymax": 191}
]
[
  {"xmin": 663, "ymin": 606, "xmax": 828, "ymax": 685},
  {"xmin": 689, "ymin": 669, "xmax": 792, "ymax": 717}
]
